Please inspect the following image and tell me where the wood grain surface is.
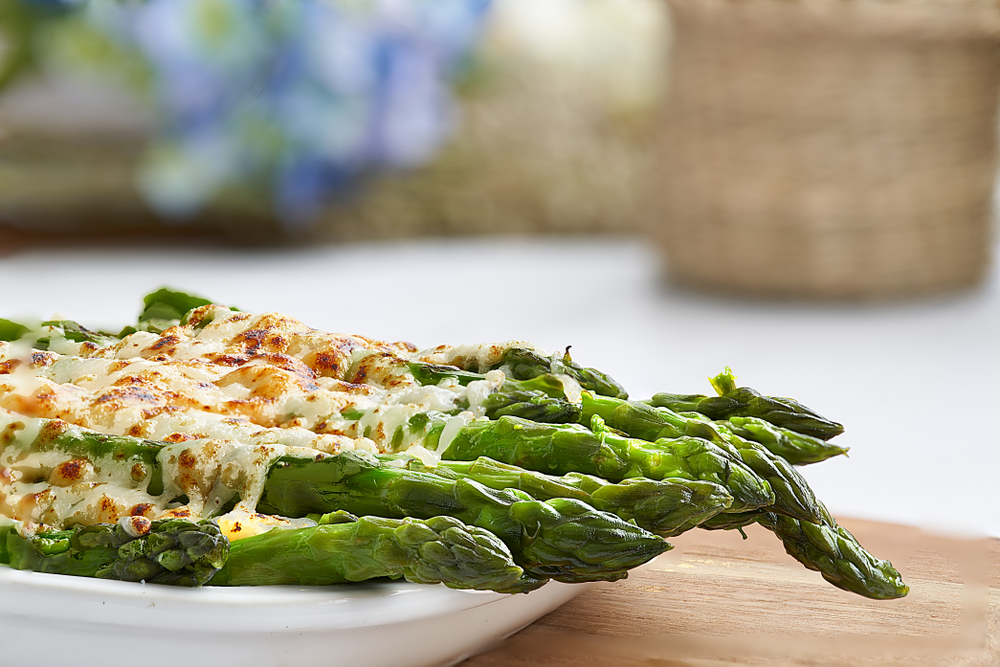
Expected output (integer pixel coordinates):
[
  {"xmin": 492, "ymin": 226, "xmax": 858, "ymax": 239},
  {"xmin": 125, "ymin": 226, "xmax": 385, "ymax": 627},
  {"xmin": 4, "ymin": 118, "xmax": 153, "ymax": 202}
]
[{"xmin": 466, "ymin": 518, "xmax": 1000, "ymax": 666}]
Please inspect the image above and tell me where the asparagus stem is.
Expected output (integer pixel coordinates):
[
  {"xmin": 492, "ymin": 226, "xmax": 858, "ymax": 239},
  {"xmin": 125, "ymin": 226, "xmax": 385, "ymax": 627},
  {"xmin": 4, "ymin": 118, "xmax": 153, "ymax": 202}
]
[
  {"xmin": 724, "ymin": 416, "xmax": 848, "ymax": 466},
  {"xmin": 3, "ymin": 519, "xmax": 228, "ymax": 586},
  {"xmin": 256, "ymin": 449, "xmax": 671, "ymax": 584},
  {"xmin": 401, "ymin": 455, "xmax": 733, "ymax": 537},
  {"xmin": 0, "ymin": 319, "xmax": 30, "ymax": 342},
  {"xmin": 441, "ymin": 415, "xmax": 774, "ymax": 514},
  {"xmin": 408, "ymin": 362, "xmax": 582, "ymax": 423},
  {"xmin": 697, "ymin": 507, "xmax": 908, "ymax": 600},
  {"xmin": 648, "ymin": 369, "xmax": 844, "ymax": 441},
  {"xmin": 490, "ymin": 347, "xmax": 629, "ymax": 399},
  {"xmin": 211, "ymin": 511, "xmax": 530, "ymax": 592},
  {"xmin": 580, "ymin": 393, "xmax": 823, "ymax": 524},
  {"xmin": 757, "ymin": 507, "xmax": 909, "ymax": 600}
]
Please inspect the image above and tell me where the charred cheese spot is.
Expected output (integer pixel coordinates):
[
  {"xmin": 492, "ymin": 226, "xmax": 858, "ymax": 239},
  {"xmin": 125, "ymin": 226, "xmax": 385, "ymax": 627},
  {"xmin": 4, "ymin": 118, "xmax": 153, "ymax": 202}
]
[
  {"xmin": 210, "ymin": 354, "xmax": 251, "ymax": 367},
  {"xmin": 178, "ymin": 449, "xmax": 198, "ymax": 469},
  {"xmin": 129, "ymin": 503, "xmax": 156, "ymax": 518},
  {"xmin": 98, "ymin": 494, "xmax": 121, "ymax": 523},
  {"xmin": 123, "ymin": 515, "xmax": 152, "ymax": 536},
  {"xmin": 130, "ymin": 463, "xmax": 148, "ymax": 483},
  {"xmin": 0, "ymin": 359, "xmax": 21, "ymax": 374},
  {"xmin": 303, "ymin": 350, "xmax": 345, "ymax": 377},
  {"xmin": 151, "ymin": 335, "xmax": 180, "ymax": 351},
  {"xmin": 30, "ymin": 352, "xmax": 57, "ymax": 368},
  {"xmin": 48, "ymin": 458, "xmax": 94, "ymax": 487},
  {"xmin": 162, "ymin": 432, "xmax": 197, "ymax": 443},
  {"xmin": 0, "ymin": 420, "xmax": 24, "ymax": 446}
]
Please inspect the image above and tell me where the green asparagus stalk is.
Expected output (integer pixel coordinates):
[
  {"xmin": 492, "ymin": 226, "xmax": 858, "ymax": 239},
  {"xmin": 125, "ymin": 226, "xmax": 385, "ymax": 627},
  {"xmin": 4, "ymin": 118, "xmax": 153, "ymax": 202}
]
[
  {"xmin": 0, "ymin": 522, "xmax": 17, "ymax": 564},
  {"xmin": 579, "ymin": 393, "xmax": 822, "ymax": 524},
  {"xmin": 211, "ymin": 510, "xmax": 530, "ymax": 592},
  {"xmin": 489, "ymin": 347, "xmax": 629, "ymax": 399},
  {"xmin": 0, "ymin": 414, "xmax": 165, "ymax": 495},
  {"xmin": 0, "ymin": 318, "xmax": 118, "ymax": 348},
  {"xmin": 256, "ymin": 449, "xmax": 671, "ymax": 583},
  {"xmin": 724, "ymin": 416, "xmax": 848, "ymax": 466},
  {"xmin": 697, "ymin": 510, "xmax": 765, "ymax": 532},
  {"xmin": 2, "ymin": 519, "xmax": 228, "ymax": 586},
  {"xmin": 696, "ymin": 508, "xmax": 908, "ymax": 599},
  {"xmin": 440, "ymin": 415, "xmax": 774, "ymax": 514},
  {"xmin": 648, "ymin": 369, "xmax": 844, "ymax": 441},
  {"xmin": 400, "ymin": 456, "xmax": 733, "ymax": 537},
  {"xmin": 2, "ymin": 412, "xmax": 667, "ymax": 583},
  {"xmin": 480, "ymin": 386, "xmax": 583, "ymax": 423},
  {"xmin": 0, "ymin": 319, "xmax": 30, "ymax": 342},
  {"xmin": 757, "ymin": 507, "xmax": 909, "ymax": 600},
  {"xmin": 408, "ymin": 362, "xmax": 582, "ymax": 423},
  {"xmin": 133, "ymin": 287, "xmax": 230, "ymax": 334},
  {"xmin": 1, "ymin": 413, "xmax": 667, "ymax": 583}
]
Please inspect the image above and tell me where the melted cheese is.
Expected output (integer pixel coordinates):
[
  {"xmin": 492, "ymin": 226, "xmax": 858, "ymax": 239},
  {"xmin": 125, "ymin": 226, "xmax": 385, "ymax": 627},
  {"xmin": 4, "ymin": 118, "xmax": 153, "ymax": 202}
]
[{"xmin": 0, "ymin": 309, "xmax": 566, "ymax": 535}]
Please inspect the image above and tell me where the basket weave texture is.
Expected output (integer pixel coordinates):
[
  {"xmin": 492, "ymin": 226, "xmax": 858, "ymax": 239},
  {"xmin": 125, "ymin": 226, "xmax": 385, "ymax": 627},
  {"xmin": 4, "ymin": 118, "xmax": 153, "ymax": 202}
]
[{"xmin": 655, "ymin": 0, "xmax": 1000, "ymax": 299}]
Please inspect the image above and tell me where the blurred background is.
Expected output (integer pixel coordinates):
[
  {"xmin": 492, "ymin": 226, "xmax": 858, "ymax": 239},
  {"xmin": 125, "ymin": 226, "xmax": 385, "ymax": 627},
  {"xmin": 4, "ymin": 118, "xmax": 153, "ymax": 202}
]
[{"xmin": 0, "ymin": 0, "xmax": 997, "ymax": 538}]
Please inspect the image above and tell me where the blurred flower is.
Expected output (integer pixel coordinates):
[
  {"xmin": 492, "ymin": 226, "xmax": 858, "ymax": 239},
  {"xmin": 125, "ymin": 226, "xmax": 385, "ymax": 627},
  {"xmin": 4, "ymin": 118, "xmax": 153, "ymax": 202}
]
[{"xmin": 6, "ymin": 0, "xmax": 492, "ymax": 227}]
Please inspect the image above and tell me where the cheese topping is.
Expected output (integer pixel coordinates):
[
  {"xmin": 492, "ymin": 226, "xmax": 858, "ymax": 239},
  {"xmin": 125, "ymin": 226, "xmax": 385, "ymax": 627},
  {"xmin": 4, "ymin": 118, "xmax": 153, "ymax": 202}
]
[{"xmin": 0, "ymin": 308, "xmax": 567, "ymax": 537}]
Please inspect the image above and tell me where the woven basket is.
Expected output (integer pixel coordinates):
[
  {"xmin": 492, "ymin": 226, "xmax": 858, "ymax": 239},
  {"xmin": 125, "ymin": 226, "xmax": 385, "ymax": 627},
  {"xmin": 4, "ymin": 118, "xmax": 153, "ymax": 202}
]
[{"xmin": 655, "ymin": 0, "xmax": 1000, "ymax": 299}]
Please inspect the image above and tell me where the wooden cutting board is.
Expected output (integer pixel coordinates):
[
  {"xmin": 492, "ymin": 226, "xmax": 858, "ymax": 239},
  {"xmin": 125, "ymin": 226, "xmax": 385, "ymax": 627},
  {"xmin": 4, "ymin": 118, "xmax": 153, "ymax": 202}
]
[{"xmin": 466, "ymin": 518, "xmax": 999, "ymax": 666}]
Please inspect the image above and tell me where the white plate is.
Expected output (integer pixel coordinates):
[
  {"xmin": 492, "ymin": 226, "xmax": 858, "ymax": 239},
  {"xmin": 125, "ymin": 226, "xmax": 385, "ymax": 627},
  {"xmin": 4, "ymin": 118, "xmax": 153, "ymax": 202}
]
[{"xmin": 0, "ymin": 567, "xmax": 587, "ymax": 667}]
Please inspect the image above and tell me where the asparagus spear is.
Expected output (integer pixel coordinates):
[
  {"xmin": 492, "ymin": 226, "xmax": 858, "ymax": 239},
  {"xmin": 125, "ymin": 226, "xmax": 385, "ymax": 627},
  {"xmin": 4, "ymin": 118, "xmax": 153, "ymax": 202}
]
[
  {"xmin": 579, "ymin": 393, "xmax": 822, "ymax": 524},
  {"xmin": 440, "ymin": 415, "xmax": 774, "ymax": 514},
  {"xmin": 724, "ymin": 416, "xmax": 848, "ymax": 466},
  {"xmin": 408, "ymin": 362, "xmax": 582, "ymax": 423},
  {"xmin": 0, "ymin": 319, "xmax": 30, "ymax": 342},
  {"xmin": 256, "ymin": 449, "xmax": 671, "ymax": 583},
  {"xmin": 648, "ymin": 369, "xmax": 844, "ymax": 441},
  {"xmin": 400, "ymin": 455, "xmax": 733, "ymax": 537},
  {"xmin": 2, "ymin": 412, "xmax": 666, "ymax": 583},
  {"xmin": 132, "ymin": 287, "xmax": 234, "ymax": 334},
  {"xmin": 0, "ymin": 318, "xmax": 118, "ymax": 348},
  {"xmin": 489, "ymin": 347, "xmax": 629, "ymax": 399},
  {"xmin": 696, "ymin": 507, "xmax": 908, "ymax": 599},
  {"xmin": 759, "ymin": 507, "xmax": 909, "ymax": 600},
  {"xmin": 0, "ymin": 414, "xmax": 166, "ymax": 495},
  {"xmin": 698, "ymin": 510, "xmax": 765, "ymax": 532},
  {"xmin": 2, "ymin": 413, "xmax": 665, "ymax": 582},
  {"xmin": 2, "ymin": 519, "xmax": 228, "ymax": 586},
  {"xmin": 211, "ymin": 510, "xmax": 531, "ymax": 592}
]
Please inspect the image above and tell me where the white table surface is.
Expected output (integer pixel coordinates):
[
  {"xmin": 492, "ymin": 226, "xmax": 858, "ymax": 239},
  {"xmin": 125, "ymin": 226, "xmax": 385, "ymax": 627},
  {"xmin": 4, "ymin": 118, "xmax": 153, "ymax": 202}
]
[{"xmin": 2, "ymin": 235, "xmax": 997, "ymax": 538}]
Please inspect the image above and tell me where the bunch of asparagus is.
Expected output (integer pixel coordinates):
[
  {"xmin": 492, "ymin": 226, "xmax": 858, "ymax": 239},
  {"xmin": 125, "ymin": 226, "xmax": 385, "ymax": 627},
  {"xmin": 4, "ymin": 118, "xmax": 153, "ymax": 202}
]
[{"xmin": 0, "ymin": 289, "xmax": 907, "ymax": 599}]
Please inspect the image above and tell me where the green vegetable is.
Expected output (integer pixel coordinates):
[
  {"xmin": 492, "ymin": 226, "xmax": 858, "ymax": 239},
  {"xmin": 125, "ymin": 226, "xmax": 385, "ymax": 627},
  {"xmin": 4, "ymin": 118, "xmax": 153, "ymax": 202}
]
[
  {"xmin": 3, "ymin": 519, "xmax": 228, "ymax": 586},
  {"xmin": 490, "ymin": 347, "xmax": 629, "ymax": 399},
  {"xmin": 408, "ymin": 362, "xmax": 582, "ymax": 423},
  {"xmin": 256, "ymin": 449, "xmax": 671, "ymax": 584},
  {"xmin": 0, "ymin": 416, "xmax": 166, "ymax": 495},
  {"xmin": 0, "ymin": 290, "xmax": 907, "ymax": 600},
  {"xmin": 0, "ymin": 318, "xmax": 118, "ymax": 348},
  {"xmin": 759, "ymin": 507, "xmax": 909, "ymax": 600},
  {"xmin": 135, "ymin": 287, "xmax": 237, "ymax": 334},
  {"xmin": 697, "ymin": 507, "xmax": 908, "ymax": 600},
  {"xmin": 0, "ymin": 318, "xmax": 30, "ymax": 342},
  {"xmin": 648, "ymin": 368, "xmax": 844, "ymax": 441},
  {"xmin": 400, "ymin": 455, "xmax": 734, "ymax": 537},
  {"xmin": 723, "ymin": 416, "xmax": 848, "ymax": 466},
  {"xmin": 579, "ymin": 393, "xmax": 823, "ymax": 524},
  {"xmin": 441, "ymin": 415, "xmax": 775, "ymax": 514},
  {"xmin": 211, "ymin": 511, "xmax": 530, "ymax": 592}
]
